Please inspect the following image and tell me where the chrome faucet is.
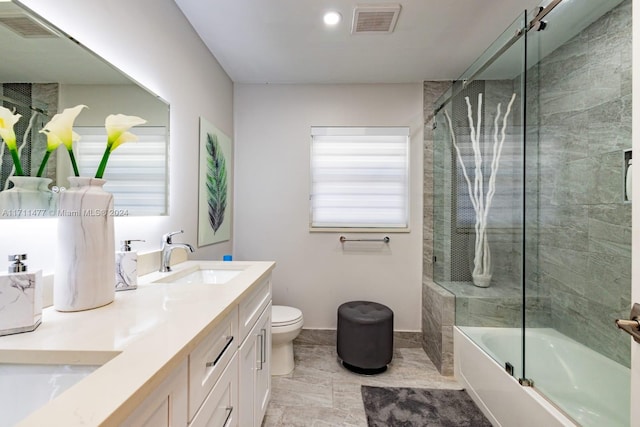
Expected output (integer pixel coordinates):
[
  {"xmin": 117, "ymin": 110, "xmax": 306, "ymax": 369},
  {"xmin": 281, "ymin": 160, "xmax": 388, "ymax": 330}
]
[{"xmin": 160, "ymin": 230, "xmax": 194, "ymax": 272}]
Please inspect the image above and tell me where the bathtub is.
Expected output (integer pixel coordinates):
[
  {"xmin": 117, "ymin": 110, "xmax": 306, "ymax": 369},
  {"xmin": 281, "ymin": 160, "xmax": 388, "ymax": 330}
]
[{"xmin": 454, "ymin": 327, "xmax": 630, "ymax": 427}]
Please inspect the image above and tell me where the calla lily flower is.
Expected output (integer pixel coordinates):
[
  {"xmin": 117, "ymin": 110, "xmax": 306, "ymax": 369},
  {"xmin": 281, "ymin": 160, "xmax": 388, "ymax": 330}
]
[
  {"xmin": 39, "ymin": 104, "xmax": 87, "ymax": 177},
  {"xmin": 95, "ymin": 114, "xmax": 146, "ymax": 179},
  {"xmin": 0, "ymin": 105, "xmax": 24, "ymax": 176}
]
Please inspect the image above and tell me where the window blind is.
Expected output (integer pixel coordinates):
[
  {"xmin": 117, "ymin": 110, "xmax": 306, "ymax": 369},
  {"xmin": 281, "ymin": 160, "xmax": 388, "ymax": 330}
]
[
  {"xmin": 75, "ymin": 126, "xmax": 168, "ymax": 216},
  {"xmin": 310, "ymin": 126, "xmax": 409, "ymax": 229}
]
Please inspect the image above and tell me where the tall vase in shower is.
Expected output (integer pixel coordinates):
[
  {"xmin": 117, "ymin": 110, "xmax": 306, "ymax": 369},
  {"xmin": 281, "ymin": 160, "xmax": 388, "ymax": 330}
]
[
  {"xmin": 469, "ymin": 231, "xmax": 492, "ymax": 288},
  {"xmin": 54, "ymin": 177, "xmax": 115, "ymax": 311},
  {"xmin": 0, "ymin": 176, "xmax": 56, "ymax": 218}
]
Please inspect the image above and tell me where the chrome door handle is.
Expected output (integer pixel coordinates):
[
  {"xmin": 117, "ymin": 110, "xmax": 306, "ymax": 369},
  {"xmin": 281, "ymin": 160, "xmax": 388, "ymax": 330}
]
[
  {"xmin": 222, "ymin": 406, "xmax": 233, "ymax": 427},
  {"xmin": 205, "ymin": 335, "xmax": 234, "ymax": 368},
  {"xmin": 615, "ymin": 303, "xmax": 640, "ymax": 344},
  {"xmin": 260, "ymin": 328, "xmax": 267, "ymax": 363},
  {"xmin": 256, "ymin": 332, "xmax": 263, "ymax": 370}
]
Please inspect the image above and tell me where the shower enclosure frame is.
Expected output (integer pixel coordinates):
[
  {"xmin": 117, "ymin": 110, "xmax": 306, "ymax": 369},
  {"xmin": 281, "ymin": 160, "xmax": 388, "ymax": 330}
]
[{"xmin": 430, "ymin": 0, "xmax": 632, "ymax": 425}]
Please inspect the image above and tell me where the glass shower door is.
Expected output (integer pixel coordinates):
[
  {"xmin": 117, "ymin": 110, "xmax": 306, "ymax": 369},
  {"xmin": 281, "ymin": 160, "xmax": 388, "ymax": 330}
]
[
  {"xmin": 523, "ymin": 1, "xmax": 631, "ymax": 425},
  {"xmin": 432, "ymin": 11, "xmax": 527, "ymax": 379}
]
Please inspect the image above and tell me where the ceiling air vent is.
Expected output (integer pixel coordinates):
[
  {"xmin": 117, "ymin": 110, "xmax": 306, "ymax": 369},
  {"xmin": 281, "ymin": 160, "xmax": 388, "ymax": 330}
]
[
  {"xmin": 351, "ymin": 4, "xmax": 401, "ymax": 34},
  {"xmin": 0, "ymin": 15, "xmax": 58, "ymax": 38}
]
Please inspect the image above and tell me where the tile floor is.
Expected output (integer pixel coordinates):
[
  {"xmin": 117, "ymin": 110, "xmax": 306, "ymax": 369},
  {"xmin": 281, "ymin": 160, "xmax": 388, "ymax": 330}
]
[{"xmin": 262, "ymin": 344, "xmax": 461, "ymax": 426}]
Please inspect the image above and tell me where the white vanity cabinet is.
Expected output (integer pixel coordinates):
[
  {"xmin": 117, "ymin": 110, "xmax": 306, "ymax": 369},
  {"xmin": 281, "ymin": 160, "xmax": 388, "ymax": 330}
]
[
  {"xmin": 4, "ymin": 261, "xmax": 276, "ymax": 427},
  {"xmin": 189, "ymin": 277, "xmax": 272, "ymax": 427},
  {"xmin": 122, "ymin": 275, "xmax": 272, "ymax": 427}
]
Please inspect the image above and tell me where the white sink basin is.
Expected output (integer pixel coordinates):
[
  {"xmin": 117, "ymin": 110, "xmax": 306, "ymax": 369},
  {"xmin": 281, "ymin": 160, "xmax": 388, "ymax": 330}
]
[
  {"xmin": 0, "ymin": 350, "xmax": 117, "ymax": 427},
  {"xmin": 1, "ymin": 364, "xmax": 99, "ymax": 427},
  {"xmin": 156, "ymin": 269, "xmax": 242, "ymax": 285}
]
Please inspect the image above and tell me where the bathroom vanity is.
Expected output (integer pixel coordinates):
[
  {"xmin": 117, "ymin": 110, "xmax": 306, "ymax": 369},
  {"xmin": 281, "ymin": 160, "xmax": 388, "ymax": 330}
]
[{"xmin": 0, "ymin": 260, "xmax": 274, "ymax": 427}]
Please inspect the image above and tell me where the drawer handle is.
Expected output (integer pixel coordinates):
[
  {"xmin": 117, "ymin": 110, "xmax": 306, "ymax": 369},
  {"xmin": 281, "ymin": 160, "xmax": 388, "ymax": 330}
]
[
  {"xmin": 256, "ymin": 332, "xmax": 263, "ymax": 370},
  {"xmin": 205, "ymin": 335, "xmax": 234, "ymax": 368},
  {"xmin": 260, "ymin": 328, "xmax": 267, "ymax": 363},
  {"xmin": 222, "ymin": 406, "xmax": 233, "ymax": 427}
]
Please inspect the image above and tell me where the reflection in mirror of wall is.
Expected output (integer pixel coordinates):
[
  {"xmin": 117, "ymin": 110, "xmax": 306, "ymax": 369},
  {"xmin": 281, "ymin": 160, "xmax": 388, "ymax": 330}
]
[{"xmin": 0, "ymin": 1, "xmax": 169, "ymax": 218}]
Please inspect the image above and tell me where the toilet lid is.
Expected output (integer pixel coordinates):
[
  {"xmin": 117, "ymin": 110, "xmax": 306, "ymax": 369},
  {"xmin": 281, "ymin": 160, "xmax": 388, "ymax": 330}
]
[{"xmin": 272, "ymin": 305, "xmax": 303, "ymax": 326}]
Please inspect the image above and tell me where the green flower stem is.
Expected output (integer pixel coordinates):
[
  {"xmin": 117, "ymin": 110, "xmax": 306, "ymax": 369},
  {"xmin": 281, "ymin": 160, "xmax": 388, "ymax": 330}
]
[
  {"xmin": 36, "ymin": 151, "xmax": 51, "ymax": 177},
  {"xmin": 9, "ymin": 148, "xmax": 24, "ymax": 176},
  {"xmin": 95, "ymin": 147, "xmax": 111, "ymax": 179},
  {"xmin": 67, "ymin": 148, "xmax": 80, "ymax": 177}
]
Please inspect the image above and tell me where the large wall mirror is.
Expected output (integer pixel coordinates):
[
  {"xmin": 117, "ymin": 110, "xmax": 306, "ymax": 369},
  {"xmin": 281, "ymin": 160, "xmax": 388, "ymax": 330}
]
[{"xmin": 0, "ymin": 1, "xmax": 169, "ymax": 218}]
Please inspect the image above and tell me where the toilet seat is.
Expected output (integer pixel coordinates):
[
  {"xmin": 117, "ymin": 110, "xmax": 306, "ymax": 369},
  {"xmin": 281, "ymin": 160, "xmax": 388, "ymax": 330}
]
[{"xmin": 272, "ymin": 305, "xmax": 303, "ymax": 327}]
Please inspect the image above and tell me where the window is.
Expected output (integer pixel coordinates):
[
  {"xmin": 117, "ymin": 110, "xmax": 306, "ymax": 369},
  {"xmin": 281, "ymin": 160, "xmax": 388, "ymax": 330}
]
[
  {"xmin": 310, "ymin": 126, "xmax": 409, "ymax": 230},
  {"xmin": 75, "ymin": 126, "xmax": 168, "ymax": 216}
]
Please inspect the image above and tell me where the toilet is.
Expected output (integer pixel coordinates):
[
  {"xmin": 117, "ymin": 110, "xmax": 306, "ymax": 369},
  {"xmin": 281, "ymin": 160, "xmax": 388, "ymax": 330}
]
[{"xmin": 271, "ymin": 305, "xmax": 304, "ymax": 375}]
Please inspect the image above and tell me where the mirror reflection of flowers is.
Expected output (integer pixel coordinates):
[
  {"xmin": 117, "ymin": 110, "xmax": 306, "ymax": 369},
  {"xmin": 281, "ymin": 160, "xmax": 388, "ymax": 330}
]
[
  {"xmin": 0, "ymin": 105, "xmax": 25, "ymax": 176},
  {"xmin": 1, "ymin": 104, "xmax": 146, "ymax": 179},
  {"xmin": 39, "ymin": 104, "xmax": 87, "ymax": 177},
  {"xmin": 95, "ymin": 113, "xmax": 147, "ymax": 179}
]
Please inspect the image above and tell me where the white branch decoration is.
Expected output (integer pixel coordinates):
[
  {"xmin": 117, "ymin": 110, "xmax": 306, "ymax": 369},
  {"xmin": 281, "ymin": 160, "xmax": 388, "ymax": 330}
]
[{"xmin": 444, "ymin": 92, "xmax": 516, "ymax": 287}]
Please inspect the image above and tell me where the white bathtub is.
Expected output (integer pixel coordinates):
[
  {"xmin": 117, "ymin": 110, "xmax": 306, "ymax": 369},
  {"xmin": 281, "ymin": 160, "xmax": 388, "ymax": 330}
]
[{"xmin": 455, "ymin": 327, "xmax": 630, "ymax": 427}]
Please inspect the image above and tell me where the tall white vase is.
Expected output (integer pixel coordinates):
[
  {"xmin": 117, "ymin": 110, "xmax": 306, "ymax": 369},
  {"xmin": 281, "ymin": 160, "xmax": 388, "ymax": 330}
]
[
  {"xmin": 469, "ymin": 231, "xmax": 492, "ymax": 288},
  {"xmin": 54, "ymin": 177, "xmax": 115, "ymax": 311}
]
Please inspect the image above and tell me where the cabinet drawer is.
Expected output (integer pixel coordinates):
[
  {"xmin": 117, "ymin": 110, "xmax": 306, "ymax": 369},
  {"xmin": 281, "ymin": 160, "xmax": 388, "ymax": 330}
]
[
  {"xmin": 238, "ymin": 276, "xmax": 271, "ymax": 343},
  {"xmin": 190, "ymin": 353, "xmax": 238, "ymax": 427},
  {"xmin": 189, "ymin": 306, "xmax": 238, "ymax": 421}
]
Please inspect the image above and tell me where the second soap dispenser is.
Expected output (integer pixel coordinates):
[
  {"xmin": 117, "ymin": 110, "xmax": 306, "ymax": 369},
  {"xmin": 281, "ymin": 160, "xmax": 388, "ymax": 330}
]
[
  {"xmin": 0, "ymin": 254, "xmax": 42, "ymax": 336},
  {"xmin": 115, "ymin": 240, "xmax": 144, "ymax": 291}
]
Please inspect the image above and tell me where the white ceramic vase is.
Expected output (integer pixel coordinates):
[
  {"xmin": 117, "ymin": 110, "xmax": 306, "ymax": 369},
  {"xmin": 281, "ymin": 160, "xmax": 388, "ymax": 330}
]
[
  {"xmin": 469, "ymin": 231, "xmax": 492, "ymax": 288},
  {"xmin": 0, "ymin": 176, "xmax": 56, "ymax": 218},
  {"xmin": 54, "ymin": 177, "xmax": 115, "ymax": 311},
  {"xmin": 472, "ymin": 272, "xmax": 492, "ymax": 288}
]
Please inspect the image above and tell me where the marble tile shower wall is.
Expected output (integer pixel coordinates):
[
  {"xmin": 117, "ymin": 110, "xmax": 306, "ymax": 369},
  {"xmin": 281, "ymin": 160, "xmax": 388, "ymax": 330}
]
[
  {"xmin": 422, "ymin": 81, "xmax": 455, "ymax": 375},
  {"xmin": 532, "ymin": 0, "xmax": 631, "ymax": 366}
]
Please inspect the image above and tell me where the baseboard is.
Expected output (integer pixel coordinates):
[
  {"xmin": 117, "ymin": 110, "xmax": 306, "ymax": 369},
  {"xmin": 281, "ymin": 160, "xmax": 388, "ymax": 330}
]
[{"xmin": 294, "ymin": 329, "xmax": 422, "ymax": 348}]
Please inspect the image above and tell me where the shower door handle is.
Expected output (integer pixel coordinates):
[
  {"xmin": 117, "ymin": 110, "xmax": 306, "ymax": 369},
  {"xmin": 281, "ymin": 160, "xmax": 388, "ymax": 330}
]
[{"xmin": 615, "ymin": 303, "xmax": 640, "ymax": 344}]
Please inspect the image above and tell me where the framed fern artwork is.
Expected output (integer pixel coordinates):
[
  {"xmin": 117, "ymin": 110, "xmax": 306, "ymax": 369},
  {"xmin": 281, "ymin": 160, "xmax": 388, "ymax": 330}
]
[{"xmin": 198, "ymin": 117, "xmax": 232, "ymax": 247}]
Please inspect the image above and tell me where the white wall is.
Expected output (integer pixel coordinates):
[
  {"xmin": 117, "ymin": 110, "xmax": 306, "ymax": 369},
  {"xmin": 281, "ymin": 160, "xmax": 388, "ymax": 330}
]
[
  {"xmin": 0, "ymin": 0, "xmax": 234, "ymax": 273},
  {"xmin": 234, "ymin": 84, "xmax": 424, "ymax": 331}
]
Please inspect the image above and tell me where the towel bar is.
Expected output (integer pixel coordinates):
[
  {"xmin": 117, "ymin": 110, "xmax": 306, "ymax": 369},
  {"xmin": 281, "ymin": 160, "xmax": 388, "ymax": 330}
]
[{"xmin": 339, "ymin": 236, "xmax": 390, "ymax": 243}]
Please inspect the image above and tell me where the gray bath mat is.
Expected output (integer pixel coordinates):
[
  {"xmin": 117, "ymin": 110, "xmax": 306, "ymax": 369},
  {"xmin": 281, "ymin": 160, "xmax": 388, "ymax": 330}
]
[{"xmin": 361, "ymin": 386, "xmax": 492, "ymax": 427}]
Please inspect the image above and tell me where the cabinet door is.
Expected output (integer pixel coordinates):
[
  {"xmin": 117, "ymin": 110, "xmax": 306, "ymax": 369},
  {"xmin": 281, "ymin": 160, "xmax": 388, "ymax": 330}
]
[
  {"xmin": 122, "ymin": 359, "xmax": 188, "ymax": 427},
  {"xmin": 238, "ymin": 321, "xmax": 258, "ymax": 427},
  {"xmin": 238, "ymin": 303, "xmax": 271, "ymax": 427},
  {"xmin": 254, "ymin": 304, "xmax": 271, "ymax": 423}
]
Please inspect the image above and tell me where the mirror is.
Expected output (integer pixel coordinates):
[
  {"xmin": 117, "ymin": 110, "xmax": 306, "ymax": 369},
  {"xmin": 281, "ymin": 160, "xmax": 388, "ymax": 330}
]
[{"xmin": 0, "ymin": 1, "xmax": 169, "ymax": 218}]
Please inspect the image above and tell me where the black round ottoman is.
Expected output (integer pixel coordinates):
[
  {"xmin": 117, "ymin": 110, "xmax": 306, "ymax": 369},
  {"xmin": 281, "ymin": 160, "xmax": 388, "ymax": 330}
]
[{"xmin": 337, "ymin": 301, "xmax": 394, "ymax": 374}]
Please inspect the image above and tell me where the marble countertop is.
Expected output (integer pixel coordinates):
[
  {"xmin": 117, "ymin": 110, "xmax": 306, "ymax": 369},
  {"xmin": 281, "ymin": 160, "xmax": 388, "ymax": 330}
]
[{"xmin": 0, "ymin": 260, "xmax": 275, "ymax": 426}]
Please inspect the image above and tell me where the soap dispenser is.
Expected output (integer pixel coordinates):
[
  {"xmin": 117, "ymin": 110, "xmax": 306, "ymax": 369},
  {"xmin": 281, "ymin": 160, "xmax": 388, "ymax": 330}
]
[
  {"xmin": 0, "ymin": 254, "xmax": 42, "ymax": 336},
  {"xmin": 115, "ymin": 240, "xmax": 144, "ymax": 291}
]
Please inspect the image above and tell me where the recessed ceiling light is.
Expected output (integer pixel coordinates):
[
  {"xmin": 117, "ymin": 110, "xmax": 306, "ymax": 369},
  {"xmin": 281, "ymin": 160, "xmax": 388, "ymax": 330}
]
[{"xmin": 323, "ymin": 11, "xmax": 342, "ymax": 26}]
